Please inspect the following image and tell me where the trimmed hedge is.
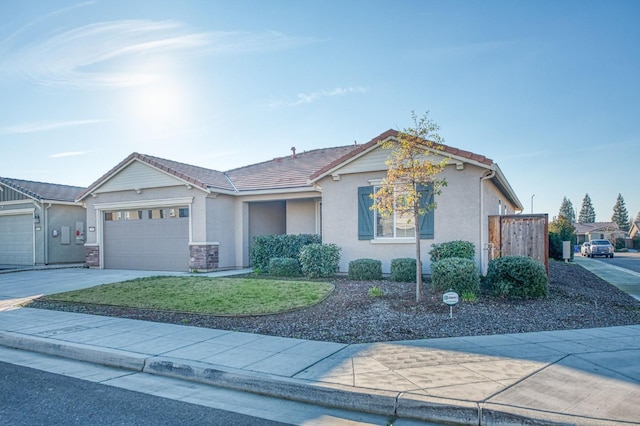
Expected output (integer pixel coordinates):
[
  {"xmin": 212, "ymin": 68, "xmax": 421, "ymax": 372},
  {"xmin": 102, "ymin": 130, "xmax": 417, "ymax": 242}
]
[
  {"xmin": 486, "ymin": 256, "xmax": 548, "ymax": 298},
  {"xmin": 390, "ymin": 258, "xmax": 416, "ymax": 282},
  {"xmin": 250, "ymin": 234, "xmax": 321, "ymax": 273},
  {"xmin": 348, "ymin": 258, "xmax": 383, "ymax": 280},
  {"xmin": 299, "ymin": 243, "xmax": 341, "ymax": 278},
  {"xmin": 431, "ymin": 257, "xmax": 480, "ymax": 294},
  {"xmin": 268, "ymin": 257, "xmax": 302, "ymax": 277},
  {"xmin": 429, "ymin": 240, "xmax": 475, "ymax": 262}
]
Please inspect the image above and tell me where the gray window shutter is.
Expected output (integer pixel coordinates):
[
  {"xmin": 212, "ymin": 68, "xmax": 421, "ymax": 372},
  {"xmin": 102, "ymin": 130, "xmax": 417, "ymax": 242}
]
[
  {"xmin": 358, "ymin": 186, "xmax": 374, "ymax": 240},
  {"xmin": 418, "ymin": 184, "xmax": 435, "ymax": 239}
]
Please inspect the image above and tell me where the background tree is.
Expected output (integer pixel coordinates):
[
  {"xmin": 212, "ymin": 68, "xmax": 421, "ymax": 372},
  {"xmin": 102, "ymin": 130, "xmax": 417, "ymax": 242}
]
[
  {"xmin": 548, "ymin": 215, "xmax": 577, "ymax": 260},
  {"xmin": 372, "ymin": 111, "xmax": 449, "ymax": 302},
  {"xmin": 611, "ymin": 193, "xmax": 630, "ymax": 232},
  {"xmin": 636, "ymin": 211, "xmax": 640, "ymax": 223},
  {"xmin": 578, "ymin": 193, "xmax": 596, "ymax": 223},
  {"xmin": 558, "ymin": 196, "xmax": 575, "ymax": 223}
]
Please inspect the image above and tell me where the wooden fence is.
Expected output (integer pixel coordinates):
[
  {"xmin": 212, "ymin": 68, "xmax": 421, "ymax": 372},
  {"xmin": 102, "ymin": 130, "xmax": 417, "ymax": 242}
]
[{"xmin": 488, "ymin": 214, "xmax": 549, "ymax": 274}]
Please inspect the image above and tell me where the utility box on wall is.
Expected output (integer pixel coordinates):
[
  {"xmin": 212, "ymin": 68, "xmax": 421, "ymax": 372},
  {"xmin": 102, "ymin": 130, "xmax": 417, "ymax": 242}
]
[{"xmin": 488, "ymin": 214, "xmax": 549, "ymax": 275}]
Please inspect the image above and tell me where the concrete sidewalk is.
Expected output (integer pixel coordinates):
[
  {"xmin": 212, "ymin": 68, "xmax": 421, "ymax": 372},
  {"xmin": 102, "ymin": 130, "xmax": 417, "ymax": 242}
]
[{"xmin": 1, "ymin": 267, "xmax": 640, "ymax": 425}]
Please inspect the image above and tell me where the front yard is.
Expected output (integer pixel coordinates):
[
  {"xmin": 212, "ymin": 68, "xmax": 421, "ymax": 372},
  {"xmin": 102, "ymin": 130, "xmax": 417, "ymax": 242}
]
[{"xmin": 26, "ymin": 261, "xmax": 640, "ymax": 344}]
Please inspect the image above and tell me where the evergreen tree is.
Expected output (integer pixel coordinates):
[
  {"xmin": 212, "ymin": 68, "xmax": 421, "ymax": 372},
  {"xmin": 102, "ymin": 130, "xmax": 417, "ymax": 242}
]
[
  {"xmin": 578, "ymin": 193, "xmax": 596, "ymax": 223},
  {"xmin": 611, "ymin": 193, "xmax": 630, "ymax": 231},
  {"xmin": 558, "ymin": 197, "xmax": 575, "ymax": 223},
  {"xmin": 636, "ymin": 210, "xmax": 640, "ymax": 223}
]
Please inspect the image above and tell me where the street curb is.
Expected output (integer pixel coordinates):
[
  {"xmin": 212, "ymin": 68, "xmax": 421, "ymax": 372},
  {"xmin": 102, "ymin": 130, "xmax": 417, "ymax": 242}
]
[
  {"xmin": 0, "ymin": 331, "xmax": 147, "ymax": 371},
  {"xmin": 143, "ymin": 356, "xmax": 399, "ymax": 418}
]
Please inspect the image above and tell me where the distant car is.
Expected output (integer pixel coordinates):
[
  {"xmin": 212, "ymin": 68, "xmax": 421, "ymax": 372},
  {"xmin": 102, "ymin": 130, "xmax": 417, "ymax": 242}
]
[
  {"xmin": 588, "ymin": 239, "xmax": 614, "ymax": 258},
  {"xmin": 580, "ymin": 242, "xmax": 591, "ymax": 256}
]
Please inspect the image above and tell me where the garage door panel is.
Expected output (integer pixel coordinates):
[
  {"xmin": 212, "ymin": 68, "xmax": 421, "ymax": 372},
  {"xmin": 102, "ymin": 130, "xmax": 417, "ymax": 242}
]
[
  {"xmin": 104, "ymin": 215, "xmax": 189, "ymax": 271},
  {"xmin": 0, "ymin": 214, "xmax": 33, "ymax": 265}
]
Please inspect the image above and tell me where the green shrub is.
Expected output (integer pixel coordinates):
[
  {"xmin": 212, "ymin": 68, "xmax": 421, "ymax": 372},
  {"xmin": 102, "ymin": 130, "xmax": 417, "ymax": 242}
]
[
  {"xmin": 634, "ymin": 237, "xmax": 640, "ymax": 250},
  {"xmin": 486, "ymin": 256, "xmax": 548, "ymax": 298},
  {"xmin": 429, "ymin": 240, "xmax": 475, "ymax": 262},
  {"xmin": 548, "ymin": 216, "xmax": 576, "ymax": 260},
  {"xmin": 348, "ymin": 258, "xmax": 382, "ymax": 280},
  {"xmin": 268, "ymin": 257, "xmax": 302, "ymax": 277},
  {"xmin": 431, "ymin": 257, "xmax": 480, "ymax": 294},
  {"xmin": 250, "ymin": 234, "xmax": 321, "ymax": 273},
  {"xmin": 614, "ymin": 237, "xmax": 626, "ymax": 250},
  {"xmin": 390, "ymin": 258, "xmax": 416, "ymax": 282},
  {"xmin": 368, "ymin": 286, "xmax": 383, "ymax": 297},
  {"xmin": 299, "ymin": 243, "xmax": 341, "ymax": 278}
]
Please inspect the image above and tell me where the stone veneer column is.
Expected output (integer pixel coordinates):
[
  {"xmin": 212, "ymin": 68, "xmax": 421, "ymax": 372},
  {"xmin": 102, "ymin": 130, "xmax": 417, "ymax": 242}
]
[
  {"xmin": 189, "ymin": 244, "xmax": 219, "ymax": 272},
  {"xmin": 85, "ymin": 245, "xmax": 100, "ymax": 268}
]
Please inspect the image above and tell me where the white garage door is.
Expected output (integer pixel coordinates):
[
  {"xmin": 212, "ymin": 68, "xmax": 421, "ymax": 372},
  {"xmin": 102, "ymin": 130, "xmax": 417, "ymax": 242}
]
[
  {"xmin": 103, "ymin": 207, "xmax": 189, "ymax": 271},
  {"xmin": 0, "ymin": 214, "xmax": 33, "ymax": 265}
]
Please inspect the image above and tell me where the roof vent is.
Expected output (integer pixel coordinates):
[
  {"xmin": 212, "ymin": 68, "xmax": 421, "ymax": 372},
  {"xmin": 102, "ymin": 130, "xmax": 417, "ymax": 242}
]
[{"xmin": 291, "ymin": 147, "xmax": 297, "ymax": 158}]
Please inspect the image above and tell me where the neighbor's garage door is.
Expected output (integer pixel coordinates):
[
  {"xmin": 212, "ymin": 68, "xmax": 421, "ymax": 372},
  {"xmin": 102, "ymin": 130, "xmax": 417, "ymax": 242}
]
[
  {"xmin": 0, "ymin": 213, "xmax": 33, "ymax": 265},
  {"xmin": 103, "ymin": 207, "xmax": 189, "ymax": 271}
]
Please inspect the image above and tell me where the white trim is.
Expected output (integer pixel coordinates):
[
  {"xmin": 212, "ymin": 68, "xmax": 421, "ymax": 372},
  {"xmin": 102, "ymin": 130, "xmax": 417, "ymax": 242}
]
[
  {"xmin": 189, "ymin": 242, "xmax": 220, "ymax": 246},
  {"xmin": 0, "ymin": 200, "xmax": 35, "ymax": 207},
  {"xmin": 0, "ymin": 207, "xmax": 34, "ymax": 216},
  {"xmin": 93, "ymin": 197, "xmax": 194, "ymax": 211},
  {"xmin": 370, "ymin": 238, "xmax": 415, "ymax": 245}
]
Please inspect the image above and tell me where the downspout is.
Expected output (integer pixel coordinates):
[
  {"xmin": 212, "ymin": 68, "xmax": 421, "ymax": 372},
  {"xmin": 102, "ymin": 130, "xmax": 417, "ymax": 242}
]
[
  {"xmin": 480, "ymin": 169, "xmax": 496, "ymax": 274},
  {"xmin": 44, "ymin": 203, "xmax": 52, "ymax": 265}
]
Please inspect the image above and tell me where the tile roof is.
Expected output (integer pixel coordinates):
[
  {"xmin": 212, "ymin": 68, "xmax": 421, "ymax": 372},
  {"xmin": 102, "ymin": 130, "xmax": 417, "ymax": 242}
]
[
  {"xmin": 226, "ymin": 145, "xmax": 361, "ymax": 191},
  {"xmin": 79, "ymin": 129, "xmax": 498, "ymax": 199},
  {"xmin": 0, "ymin": 177, "xmax": 85, "ymax": 202},
  {"xmin": 573, "ymin": 222, "xmax": 619, "ymax": 234}
]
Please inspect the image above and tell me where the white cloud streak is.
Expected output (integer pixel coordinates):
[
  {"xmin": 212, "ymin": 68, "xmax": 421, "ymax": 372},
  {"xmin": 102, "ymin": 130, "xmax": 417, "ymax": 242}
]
[
  {"xmin": 0, "ymin": 119, "xmax": 106, "ymax": 134},
  {"xmin": 2, "ymin": 19, "xmax": 316, "ymax": 88},
  {"xmin": 270, "ymin": 86, "xmax": 369, "ymax": 107},
  {"xmin": 50, "ymin": 151, "xmax": 89, "ymax": 158}
]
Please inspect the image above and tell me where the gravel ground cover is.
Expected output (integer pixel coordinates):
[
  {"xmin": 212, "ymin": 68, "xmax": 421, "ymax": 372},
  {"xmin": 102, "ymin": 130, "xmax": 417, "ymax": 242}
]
[{"xmin": 26, "ymin": 261, "xmax": 640, "ymax": 344}]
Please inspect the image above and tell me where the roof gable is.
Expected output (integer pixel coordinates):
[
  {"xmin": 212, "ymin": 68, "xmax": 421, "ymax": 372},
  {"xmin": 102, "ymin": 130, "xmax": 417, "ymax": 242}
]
[
  {"xmin": 78, "ymin": 153, "xmax": 235, "ymax": 200},
  {"xmin": 0, "ymin": 177, "xmax": 85, "ymax": 202},
  {"xmin": 309, "ymin": 129, "xmax": 494, "ymax": 182}
]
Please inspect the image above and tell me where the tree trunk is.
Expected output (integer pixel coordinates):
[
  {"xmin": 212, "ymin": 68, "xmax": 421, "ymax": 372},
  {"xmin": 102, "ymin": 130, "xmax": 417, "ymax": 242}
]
[{"xmin": 415, "ymin": 202, "xmax": 422, "ymax": 302}]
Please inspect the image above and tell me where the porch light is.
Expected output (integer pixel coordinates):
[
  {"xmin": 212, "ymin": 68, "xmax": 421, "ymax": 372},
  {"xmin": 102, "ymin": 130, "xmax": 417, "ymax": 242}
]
[{"xmin": 33, "ymin": 214, "xmax": 40, "ymax": 224}]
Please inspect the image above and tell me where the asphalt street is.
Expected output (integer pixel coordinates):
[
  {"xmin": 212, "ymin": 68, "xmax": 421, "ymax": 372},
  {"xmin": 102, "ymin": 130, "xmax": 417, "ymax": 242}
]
[
  {"xmin": 0, "ymin": 360, "xmax": 287, "ymax": 426},
  {"xmin": 590, "ymin": 250, "xmax": 640, "ymax": 274}
]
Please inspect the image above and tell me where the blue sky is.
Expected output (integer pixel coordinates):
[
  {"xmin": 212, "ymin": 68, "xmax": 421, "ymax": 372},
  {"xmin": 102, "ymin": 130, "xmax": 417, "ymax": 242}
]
[{"xmin": 1, "ymin": 0, "xmax": 638, "ymax": 222}]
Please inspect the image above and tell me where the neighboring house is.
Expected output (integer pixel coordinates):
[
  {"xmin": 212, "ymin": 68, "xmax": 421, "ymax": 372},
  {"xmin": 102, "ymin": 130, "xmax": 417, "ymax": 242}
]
[
  {"xmin": 629, "ymin": 221, "xmax": 640, "ymax": 240},
  {"xmin": 0, "ymin": 177, "xmax": 86, "ymax": 266},
  {"xmin": 77, "ymin": 129, "xmax": 523, "ymax": 273},
  {"xmin": 573, "ymin": 222, "xmax": 625, "ymax": 244}
]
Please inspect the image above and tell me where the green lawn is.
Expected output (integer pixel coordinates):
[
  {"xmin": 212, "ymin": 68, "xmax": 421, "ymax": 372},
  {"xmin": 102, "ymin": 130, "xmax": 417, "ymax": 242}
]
[{"xmin": 45, "ymin": 276, "xmax": 334, "ymax": 315}]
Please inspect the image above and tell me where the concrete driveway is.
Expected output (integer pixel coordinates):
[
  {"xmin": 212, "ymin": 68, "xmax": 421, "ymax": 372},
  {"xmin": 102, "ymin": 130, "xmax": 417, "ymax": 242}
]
[{"xmin": 0, "ymin": 268, "xmax": 181, "ymax": 310}]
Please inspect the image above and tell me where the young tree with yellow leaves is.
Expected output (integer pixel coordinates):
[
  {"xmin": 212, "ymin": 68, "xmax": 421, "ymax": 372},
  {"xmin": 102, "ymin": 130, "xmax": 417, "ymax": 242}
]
[{"xmin": 371, "ymin": 111, "xmax": 449, "ymax": 301}]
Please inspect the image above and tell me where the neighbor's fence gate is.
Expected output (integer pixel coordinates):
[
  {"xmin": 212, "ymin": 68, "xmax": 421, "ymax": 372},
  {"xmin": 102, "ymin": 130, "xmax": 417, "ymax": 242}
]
[{"xmin": 488, "ymin": 214, "xmax": 549, "ymax": 275}]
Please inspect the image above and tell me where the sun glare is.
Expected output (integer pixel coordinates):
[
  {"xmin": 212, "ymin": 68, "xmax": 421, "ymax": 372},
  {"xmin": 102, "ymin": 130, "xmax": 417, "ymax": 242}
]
[{"xmin": 126, "ymin": 76, "xmax": 191, "ymax": 139}]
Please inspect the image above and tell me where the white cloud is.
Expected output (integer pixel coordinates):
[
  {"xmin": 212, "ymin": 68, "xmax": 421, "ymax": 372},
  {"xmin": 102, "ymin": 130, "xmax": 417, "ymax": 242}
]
[
  {"xmin": 0, "ymin": 119, "xmax": 106, "ymax": 134},
  {"xmin": 269, "ymin": 86, "xmax": 369, "ymax": 107},
  {"xmin": 50, "ymin": 151, "xmax": 89, "ymax": 158},
  {"xmin": 1, "ymin": 17, "xmax": 318, "ymax": 89}
]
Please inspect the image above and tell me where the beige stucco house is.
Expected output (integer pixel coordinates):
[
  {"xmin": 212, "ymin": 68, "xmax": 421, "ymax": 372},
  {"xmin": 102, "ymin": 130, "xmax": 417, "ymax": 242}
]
[
  {"xmin": 0, "ymin": 177, "xmax": 86, "ymax": 266},
  {"xmin": 573, "ymin": 222, "xmax": 626, "ymax": 245},
  {"xmin": 76, "ymin": 129, "xmax": 523, "ymax": 273}
]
